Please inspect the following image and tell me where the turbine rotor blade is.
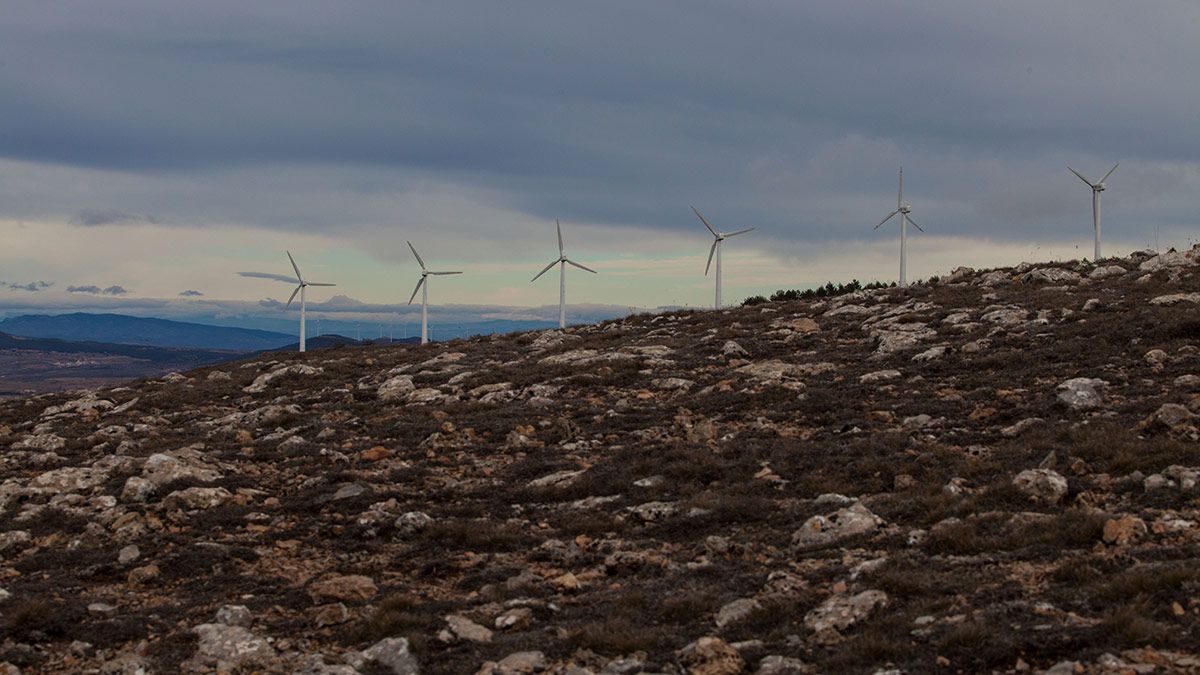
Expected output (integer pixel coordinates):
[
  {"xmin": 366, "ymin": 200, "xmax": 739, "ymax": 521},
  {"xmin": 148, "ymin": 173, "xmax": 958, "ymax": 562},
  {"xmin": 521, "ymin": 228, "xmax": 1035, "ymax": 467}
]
[
  {"xmin": 286, "ymin": 284, "xmax": 302, "ymax": 309},
  {"xmin": 898, "ymin": 166, "xmax": 904, "ymax": 209},
  {"xmin": 691, "ymin": 206, "xmax": 719, "ymax": 236},
  {"xmin": 875, "ymin": 210, "xmax": 899, "ymax": 229},
  {"xmin": 907, "ymin": 216, "xmax": 925, "ymax": 232},
  {"xmin": 531, "ymin": 259, "xmax": 557, "ymax": 282},
  {"xmin": 428, "ymin": 271, "xmax": 463, "ymax": 275},
  {"xmin": 1100, "ymin": 163, "xmax": 1119, "ymax": 183},
  {"xmin": 1068, "ymin": 166, "xmax": 1095, "ymax": 187},
  {"xmin": 239, "ymin": 271, "xmax": 299, "ymax": 283},
  {"xmin": 407, "ymin": 241, "xmax": 426, "ymax": 270},
  {"xmin": 407, "ymin": 277, "xmax": 425, "ymax": 305},
  {"xmin": 704, "ymin": 239, "xmax": 717, "ymax": 275},
  {"xmin": 286, "ymin": 251, "xmax": 304, "ymax": 284},
  {"xmin": 566, "ymin": 259, "xmax": 597, "ymax": 274},
  {"xmin": 725, "ymin": 227, "xmax": 755, "ymax": 237},
  {"xmin": 556, "ymin": 219, "xmax": 564, "ymax": 256},
  {"xmin": 307, "ymin": 282, "xmax": 336, "ymax": 286}
]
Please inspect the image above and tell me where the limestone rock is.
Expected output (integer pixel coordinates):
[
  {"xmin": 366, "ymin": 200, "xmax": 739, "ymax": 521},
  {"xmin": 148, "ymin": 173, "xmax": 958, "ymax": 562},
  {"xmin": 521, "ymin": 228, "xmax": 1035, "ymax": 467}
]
[
  {"xmin": 803, "ymin": 590, "xmax": 889, "ymax": 643},
  {"xmin": 361, "ymin": 637, "xmax": 420, "ymax": 675},
  {"xmin": 191, "ymin": 623, "xmax": 275, "ymax": 667},
  {"xmin": 1013, "ymin": 469, "xmax": 1069, "ymax": 504},
  {"xmin": 678, "ymin": 636, "xmax": 745, "ymax": 675},
  {"xmin": 715, "ymin": 597, "xmax": 762, "ymax": 629},
  {"xmin": 309, "ymin": 575, "xmax": 378, "ymax": 603},
  {"xmin": 443, "ymin": 614, "xmax": 493, "ymax": 642},
  {"xmin": 1102, "ymin": 515, "xmax": 1147, "ymax": 546},
  {"xmin": 1056, "ymin": 378, "xmax": 1107, "ymax": 410},
  {"xmin": 162, "ymin": 486, "xmax": 233, "ymax": 510},
  {"xmin": 793, "ymin": 502, "xmax": 883, "ymax": 548},
  {"xmin": 378, "ymin": 375, "xmax": 416, "ymax": 401}
]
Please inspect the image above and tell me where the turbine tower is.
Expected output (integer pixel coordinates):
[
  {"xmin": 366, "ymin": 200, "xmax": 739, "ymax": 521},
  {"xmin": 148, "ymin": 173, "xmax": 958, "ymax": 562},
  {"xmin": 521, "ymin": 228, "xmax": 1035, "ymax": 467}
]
[
  {"xmin": 874, "ymin": 167, "xmax": 925, "ymax": 287},
  {"xmin": 531, "ymin": 220, "xmax": 596, "ymax": 329},
  {"xmin": 691, "ymin": 206, "xmax": 754, "ymax": 309},
  {"xmin": 405, "ymin": 241, "xmax": 462, "ymax": 345},
  {"xmin": 1068, "ymin": 163, "xmax": 1118, "ymax": 262},
  {"xmin": 238, "ymin": 252, "xmax": 335, "ymax": 353}
]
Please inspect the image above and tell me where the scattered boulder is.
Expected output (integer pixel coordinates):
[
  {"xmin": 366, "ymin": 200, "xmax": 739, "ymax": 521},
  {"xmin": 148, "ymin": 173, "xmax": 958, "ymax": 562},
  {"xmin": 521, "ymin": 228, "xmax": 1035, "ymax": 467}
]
[
  {"xmin": 804, "ymin": 590, "xmax": 889, "ymax": 643},
  {"xmin": 1056, "ymin": 378, "xmax": 1107, "ymax": 410},
  {"xmin": 308, "ymin": 575, "xmax": 378, "ymax": 603},
  {"xmin": 361, "ymin": 637, "xmax": 420, "ymax": 675},
  {"xmin": 793, "ymin": 502, "xmax": 883, "ymax": 548},
  {"xmin": 678, "ymin": 636, "xmax": 745, "ymax": 675},
  {"xmin": 715, "ymin": 598, "xmax": 762, "ymax": 629},
  {"xmin": 378, "ymin": 375, "xmax": 416, "ymax": 401},
  {"xmin": 162, "ymin": 486, "xmax": 233, "ymax": 510},
  {"xmin": 1013, "ymin": 469, "xmax": 1069, "ymax": 504},
  {"xmin": 1102, "ymin": 515, "xmax": 1147, "ymax": 546},
  {"xmin": 442, "ymin": 614, "xmax": 493, "ymax": 643},
  {"xmin": 859, "ymin": 369, "xmax": 901, "ymax": 384},
  {"xmin": 1138, "ymin": 403, "xmax": 1197, "ymax": 435},
  {"xmin": 190, "ymin": 623, "xmax": 275, "ymax": 668},
  {"xmin": 1149, "ymin": 292, "xmax": 1200, "ymax": 306}
]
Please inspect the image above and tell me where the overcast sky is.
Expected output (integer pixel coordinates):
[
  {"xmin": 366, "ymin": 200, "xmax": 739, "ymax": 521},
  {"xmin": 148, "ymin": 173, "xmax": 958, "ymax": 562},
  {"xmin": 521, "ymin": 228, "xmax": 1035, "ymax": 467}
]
[{"xmin": 2, "ymin": 1, "xmax": 1198, "ymax": 320}]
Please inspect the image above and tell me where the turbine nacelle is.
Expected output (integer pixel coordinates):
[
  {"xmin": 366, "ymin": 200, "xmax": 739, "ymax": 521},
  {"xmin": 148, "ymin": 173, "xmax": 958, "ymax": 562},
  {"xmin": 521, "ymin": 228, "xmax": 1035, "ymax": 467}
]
[{"xmin": 899, "ymin": 204, "xmax": 912, "ymax": 214}]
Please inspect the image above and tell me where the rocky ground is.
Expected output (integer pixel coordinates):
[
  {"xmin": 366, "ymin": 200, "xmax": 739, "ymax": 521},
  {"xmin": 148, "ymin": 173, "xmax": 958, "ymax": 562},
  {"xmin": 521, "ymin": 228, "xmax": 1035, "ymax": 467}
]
[{"xmin": 2, "ymin": 248, "xmax": 1200, "ymax": 674}]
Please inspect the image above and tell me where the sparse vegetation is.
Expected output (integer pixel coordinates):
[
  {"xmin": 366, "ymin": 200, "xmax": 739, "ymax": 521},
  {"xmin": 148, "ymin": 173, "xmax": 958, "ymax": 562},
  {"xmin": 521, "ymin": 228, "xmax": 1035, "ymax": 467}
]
[{"xmin": 1, "ymin": 250, "xmax": 1199, "ymax": 673}]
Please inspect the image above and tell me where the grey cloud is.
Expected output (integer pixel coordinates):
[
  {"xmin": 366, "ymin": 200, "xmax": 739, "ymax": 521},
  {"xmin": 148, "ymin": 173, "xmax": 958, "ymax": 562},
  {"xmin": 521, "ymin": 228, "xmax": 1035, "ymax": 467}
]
[
  {"xmin": 179, "ymin": 289, "xmax": 204, "ymax": 297},
  {"xmin": 6, "ymin": 281, "xmax": 53, "ymax": 292},
  {"xmin": 0, "ymin": 1, "xmax": 1197, "ymax": 251},
  {"xmin": 71, "ymin": 208, "xmax": 160, "ymax": 226},
  {"xmin": 67, "ymin": 284, "xmax": 130, "ymax": 296}
]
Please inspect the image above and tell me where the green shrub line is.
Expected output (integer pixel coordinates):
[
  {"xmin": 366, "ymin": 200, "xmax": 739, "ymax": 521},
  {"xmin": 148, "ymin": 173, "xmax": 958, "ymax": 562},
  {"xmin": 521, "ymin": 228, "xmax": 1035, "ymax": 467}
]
[{"xmin": 742, "ymin": 278, "xmax": 901, "ymax": 306}]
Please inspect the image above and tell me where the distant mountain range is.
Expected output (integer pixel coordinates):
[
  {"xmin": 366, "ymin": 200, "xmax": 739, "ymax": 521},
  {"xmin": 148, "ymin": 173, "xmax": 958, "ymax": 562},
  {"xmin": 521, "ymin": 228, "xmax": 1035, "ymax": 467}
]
[
  {"xmin": 0, "ymin": 313, "xmax": 295, "ymax": 350},
  {"xmin": 0, "ymin": 331, "xmax": 250, "ymax": 397},
  {"xmin": 0, "ymin": 319, "xmax": 426, "ymax": 396}
]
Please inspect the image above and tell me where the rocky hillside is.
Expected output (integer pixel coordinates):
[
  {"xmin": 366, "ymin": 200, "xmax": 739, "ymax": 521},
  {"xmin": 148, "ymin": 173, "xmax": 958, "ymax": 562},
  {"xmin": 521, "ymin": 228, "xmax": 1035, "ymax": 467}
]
[{"xmin": 2, "ymin": 248, "xmax": 1200, "ymax": 674}]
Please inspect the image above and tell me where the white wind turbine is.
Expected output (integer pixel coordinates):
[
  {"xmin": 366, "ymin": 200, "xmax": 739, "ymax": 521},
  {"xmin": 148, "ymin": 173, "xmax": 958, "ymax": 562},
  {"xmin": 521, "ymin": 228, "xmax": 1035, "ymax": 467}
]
[
  {"xmin": 691, "ymin": 206, "xmax": 753, "ymax": 309},
  {"xmin": 1068, "ymin": 163, "xmax": 1118, "ymax": 262},
  {"xmin": 874, "ymin": 167, "xmax": 925, "ymax": 287},
  {"xmin": 239, "ymin": 251, "xmax": 335, "ymax": 352},
  {"xmin": 405, "ymin": 241, "xmax": 462, "ymax": 345},
  {"xmin": 531, "ymin": 220, "xmax": 596, "ymax": 329}
]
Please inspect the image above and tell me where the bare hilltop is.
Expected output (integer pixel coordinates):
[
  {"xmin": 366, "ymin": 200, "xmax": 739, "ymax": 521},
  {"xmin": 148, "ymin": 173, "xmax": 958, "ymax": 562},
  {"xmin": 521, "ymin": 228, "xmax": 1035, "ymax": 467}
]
[{"xmin": 2, "ymin": 248, "xmax": 1200, "ymax": 674}]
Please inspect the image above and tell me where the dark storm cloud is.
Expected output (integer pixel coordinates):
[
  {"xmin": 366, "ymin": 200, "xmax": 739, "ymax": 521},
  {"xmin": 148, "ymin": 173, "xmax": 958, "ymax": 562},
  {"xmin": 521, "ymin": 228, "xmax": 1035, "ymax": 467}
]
[{"xmin": 0, "ymin": 1, "xmax": 1197, "ymax": 244}]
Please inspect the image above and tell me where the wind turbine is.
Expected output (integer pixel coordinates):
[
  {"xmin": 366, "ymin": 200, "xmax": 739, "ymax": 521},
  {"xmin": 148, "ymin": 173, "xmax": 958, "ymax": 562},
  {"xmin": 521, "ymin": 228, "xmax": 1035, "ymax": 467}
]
[
  {"xmin": 691, "ymin": 206, "xmax": 753, "ymax": 309},
  {"xmin": 1068, "ymin": 163, "xmax": 1118, "ymax": 261},
  {"xmin": 531, "ymin": 219, "xmax": 597, "ymax": 329},
  {"xmin": 406, "ymin": 241, "xmax": 462, "ymax": 345},
  {"xmin": 238, "ymin": 251, "xmax": 335, "ymax": 352},
  {"xmin": 875, "ymin": 167, "xmax": 924, "ymax": 287}
]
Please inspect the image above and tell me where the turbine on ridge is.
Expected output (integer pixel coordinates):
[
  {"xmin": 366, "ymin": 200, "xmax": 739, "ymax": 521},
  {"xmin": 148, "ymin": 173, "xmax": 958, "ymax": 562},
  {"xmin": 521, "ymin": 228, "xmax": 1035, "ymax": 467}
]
[
  {"xmin": 1068, "ymin": 163, "xmax": 1118, "ymax": 262},
  {"xmin": 531, "ymin": 219, "xmax": 596, "ymax": 329},
  {"xmin": 692, "ymin": 206, "xmax": 753, "ymax": 309},
  {"xmin": 238, "ymin": 251, "xmax": 335, "ymax": 352},
  {"xmin": 874, "ymin": 167, "xmax": 925, "ymax": 287},
  {"xmin": 406, "ymin": 241, "xmax": 462, "ymax": 345}
]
